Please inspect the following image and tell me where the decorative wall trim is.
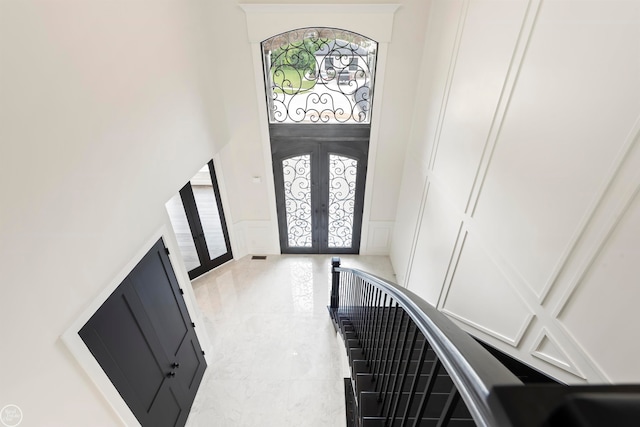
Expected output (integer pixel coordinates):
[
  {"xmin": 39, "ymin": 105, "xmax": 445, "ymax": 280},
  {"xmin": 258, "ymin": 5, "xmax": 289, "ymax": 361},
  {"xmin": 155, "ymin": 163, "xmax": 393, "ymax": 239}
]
[
  {"xmin": 542, "ymin": 116, "xmax": 640, "ymax": 306},
  {"xmin": 438, "ymin": 231, "xmax": 535, "ymax": 347},
  {"xmin": 403, "ymin": 0, "xmax": 469, "ymax": 289},
  {"xmin": 240, "ymin": 4, "xmax": 400, "ymax": 43},
  {"xmin": 363, "ymin": 221, "xmax": 394, "ymax": 255},
  {"xmin": 443, "ymin": 308, "xmax": 534, "ymax": 348},
  {"xmin": 233, "ymin": 220, "xmax": 280, "ymax": 257},
  {"xmin": 467, "ymin": 0, "xmax": 542, "ymax": 217},
  {"xmin": 530, "ymin": 328, "xmax": 586, "ymax": 379},
  {"xmin": 427, "ymin": 0, "xmax": 470, "ymax": 172},
  {"xmin": 426, "ymin": 0, "xmax": 545, "ymax": 312},
  {"xmin": 403, "ymin": 180, "xmax": 430, "ymax": 288}
]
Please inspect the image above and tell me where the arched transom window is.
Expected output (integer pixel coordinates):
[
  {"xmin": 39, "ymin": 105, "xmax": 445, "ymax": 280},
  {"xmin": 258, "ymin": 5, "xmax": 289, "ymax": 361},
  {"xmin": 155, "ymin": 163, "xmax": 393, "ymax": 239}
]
[{"xmin": 262, "ymin": 27, "xmax": 378, "ymax": 124}]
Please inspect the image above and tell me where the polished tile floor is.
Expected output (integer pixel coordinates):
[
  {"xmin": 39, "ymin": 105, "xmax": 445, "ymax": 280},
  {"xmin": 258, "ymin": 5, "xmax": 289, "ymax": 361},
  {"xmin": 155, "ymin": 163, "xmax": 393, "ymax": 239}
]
[{"xmin": 186, "ymin": 254, "xmax": 396, "ymax": 427}]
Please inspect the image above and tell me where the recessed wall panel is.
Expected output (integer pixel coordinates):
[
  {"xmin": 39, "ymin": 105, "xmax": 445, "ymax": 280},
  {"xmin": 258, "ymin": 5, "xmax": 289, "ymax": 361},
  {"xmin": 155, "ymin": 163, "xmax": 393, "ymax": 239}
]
[
  {"xmin": 407, "ymin": 183, "xmax": 462, "ymax": 305},
  {"xmin": 431, "ymin": 0, "xmax": 528, "ymax": 210},
  {"xmin": 442, "ymin": 232, "xmax": 532, "ymax": 346},
  {"xmin": 473, "ymin": 2, "xmax": 640, "ymax": 295},
  {"xmin": 559, "ymin": 190, "xmax": 640, "ymax": 382}
]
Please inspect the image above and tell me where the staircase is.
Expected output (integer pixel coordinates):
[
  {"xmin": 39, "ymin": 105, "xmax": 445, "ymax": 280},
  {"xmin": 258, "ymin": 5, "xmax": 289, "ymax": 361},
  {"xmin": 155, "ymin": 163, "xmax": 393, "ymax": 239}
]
[
  {"xmin": 341, "ymin": 311, "xmax": 474, "ymax": 426},
  {"xmin": 328, "ymin": 257, "xmax": 640, "ymax": 427}
]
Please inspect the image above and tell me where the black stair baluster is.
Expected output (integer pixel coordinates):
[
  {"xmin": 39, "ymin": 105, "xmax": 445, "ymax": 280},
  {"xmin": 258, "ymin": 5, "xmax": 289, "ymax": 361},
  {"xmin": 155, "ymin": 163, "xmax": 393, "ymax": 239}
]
[
  {"xmin": 361, "ymin": 283, "xmax": 370, "ymax": 359},
  {"xmin": 401, "ymin": 336, "xmax": 430, "ymax": 427},
  {"xmin": 358, "ymin": 278, "xmax": 365, "ymax": 344},
  {"xmin": 371, "ymin": 290, "xmax": 385, "ymax": 377},
  {"xmin": 352, "ymin": 276, "xmax": 358, "ymax": 339},
  {"xmin": 411, "ymin": 358, "xmax": 443, "ymax": 427},
  {"xmin": 364, "ymin": 284, "xmax": 376, "ymax": 366},
  {"xmin": 358, "ymin": 279, "xmax": 365, "ymax": 342},
  {"xmin": 376, "ymin": 299, "xmax": 397, "ymax": 394},
  {"xmin": 349, "ymin": 275, "xmax": 358, "ymax": 338},
  {"xmin": 350, "ymin": 274, "xmax": 356, "ymax": 335},
  {"xmin": 379, "ymin": 305, "xmax": 402, "ymax": 407},
  {"xmin": 383, "ymin": 310, "xmax": 409, "ymax": 421},
  {"xmin": 435, "ymin": 385, "xmax": 461, "ymax": 427},
  {"xmin": 343, "ymin": 273, "xmax": 349, "ymax": 327},
  {"xmin": 390, "ymin": 324, "xmax": 419, "ymax": 424},
  {"xmin": 372, "ymin": 293, "xmax": 388, "ymax": 377}
]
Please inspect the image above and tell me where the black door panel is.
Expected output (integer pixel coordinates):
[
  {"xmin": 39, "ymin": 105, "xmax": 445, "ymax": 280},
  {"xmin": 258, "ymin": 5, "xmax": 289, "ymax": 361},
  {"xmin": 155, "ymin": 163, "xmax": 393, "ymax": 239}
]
[{"xmin": 79, "ymin": 239, "xmax": 206, "ymax": 427}]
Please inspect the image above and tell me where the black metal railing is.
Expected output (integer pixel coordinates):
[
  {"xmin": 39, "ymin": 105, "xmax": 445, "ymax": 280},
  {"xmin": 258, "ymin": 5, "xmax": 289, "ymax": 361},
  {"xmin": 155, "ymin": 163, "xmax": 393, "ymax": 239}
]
[{"xmin": 328, "ymin": 258, "xmax": 640, "ymax": 427}]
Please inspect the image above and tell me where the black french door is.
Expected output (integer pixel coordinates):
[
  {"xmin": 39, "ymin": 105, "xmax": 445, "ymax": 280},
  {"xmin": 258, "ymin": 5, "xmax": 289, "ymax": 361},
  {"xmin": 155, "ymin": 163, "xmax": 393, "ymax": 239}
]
[
  {"xmin": 167, "ymin": 160, "xmax": 232, "ymax": 279},
  {"xmin": 271, "ymin": 125, "xmax": 369, "ymax": 254}
]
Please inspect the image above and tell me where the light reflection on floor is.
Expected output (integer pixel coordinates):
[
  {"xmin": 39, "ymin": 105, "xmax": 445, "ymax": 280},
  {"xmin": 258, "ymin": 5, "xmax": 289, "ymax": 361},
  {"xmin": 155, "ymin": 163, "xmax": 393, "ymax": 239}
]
[{"xmin": 186, "ymin": 254, "xmax": 395, "ymax": 427}]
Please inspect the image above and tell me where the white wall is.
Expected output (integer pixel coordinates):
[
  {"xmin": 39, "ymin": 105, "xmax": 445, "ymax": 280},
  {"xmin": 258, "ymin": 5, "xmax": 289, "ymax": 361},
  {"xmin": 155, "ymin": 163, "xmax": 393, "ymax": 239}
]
[
  {"xmin": 393, "ymin": 0, "xmax": 640, "ymax": 384},
  {"xmin": 0, "ymin": 0, "xmax": 435, "ymax": 424},
  {"xmin": 0, "ymin": 1, "xmax": 225, "ymax": 424}
]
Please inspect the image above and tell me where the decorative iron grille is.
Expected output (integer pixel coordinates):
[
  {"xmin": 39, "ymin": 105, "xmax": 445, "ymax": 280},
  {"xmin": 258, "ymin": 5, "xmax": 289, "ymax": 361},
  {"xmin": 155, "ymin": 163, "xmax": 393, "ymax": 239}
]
[
  {"xmin": 282, "ymin": 155, "xmax": 312, "ymax": 247},
  {"xmin": 328, "ymin": 154, "xmax": 358, "ymax": 248},
  {"xmin": 262, "ymin": 28, "xmax": 377, "ymax": 124}
]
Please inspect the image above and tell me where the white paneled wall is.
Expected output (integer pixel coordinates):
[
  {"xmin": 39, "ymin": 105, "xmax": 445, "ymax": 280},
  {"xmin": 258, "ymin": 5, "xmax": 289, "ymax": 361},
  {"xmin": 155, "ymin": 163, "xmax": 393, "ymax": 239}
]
[{"xmin": 393, "ymin": 0, "xmax": 640, "ymax": 384}]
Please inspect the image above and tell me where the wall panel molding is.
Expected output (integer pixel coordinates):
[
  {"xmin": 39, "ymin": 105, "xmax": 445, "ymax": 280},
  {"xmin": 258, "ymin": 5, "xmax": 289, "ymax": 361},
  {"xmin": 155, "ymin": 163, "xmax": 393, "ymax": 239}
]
[
  {"xmin": 427, "ymin": 0, "xmax": 470, "ymax": 172},
  {"xmin": 232, "ymin": 220, "xmax": 280, "ymax": 258},
  {"xmin": 549, "ymin": 118, "xmax": 640, "ymax": 315},
  {"xmin": 363, "ymin": 221, "xmax": 394, "ymax": 255},
  {"xmin": 531, "ymin": 328, "xmax": 586, "ymax": 379},
  {"xmin": 466, "ymin": 0, "xmax": 542, "ymax": 216},
  {"xmin": 439, "ymin": 231, "xmax": 535, "ymax": 347}
]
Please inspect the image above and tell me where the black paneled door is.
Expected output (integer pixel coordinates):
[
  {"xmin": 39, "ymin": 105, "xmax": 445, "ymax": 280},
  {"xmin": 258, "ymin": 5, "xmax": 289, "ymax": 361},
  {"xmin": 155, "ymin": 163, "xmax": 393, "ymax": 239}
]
[{"xmin": 79, "ymin": 239, "xmax": 206, "ymax": 427}]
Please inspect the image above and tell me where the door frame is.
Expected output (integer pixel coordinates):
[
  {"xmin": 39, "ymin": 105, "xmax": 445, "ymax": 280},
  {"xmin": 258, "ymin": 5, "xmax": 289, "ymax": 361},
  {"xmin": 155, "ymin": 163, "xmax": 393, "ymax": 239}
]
[
  {"xmin": 62, "ymin": 225, "xmax": 212, "ymax": 427},
  {"xmin": 270, "ymin": 124, "xmax": 369, "ymax": 254}
]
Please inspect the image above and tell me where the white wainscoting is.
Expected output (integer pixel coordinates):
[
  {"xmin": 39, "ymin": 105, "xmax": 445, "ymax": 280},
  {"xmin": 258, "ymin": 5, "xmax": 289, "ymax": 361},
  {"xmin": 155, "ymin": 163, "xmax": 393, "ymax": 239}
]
[
  {"xmin": 362, "ymin": 221, "xmax": 395, "ymax": 256},
  {"xmin": 232, "ymin": 220, "xmax": 280, "ymax": 258},
  {"xmin": 395, "ymin": 0, "xmax": 640, "ymax": 384}
]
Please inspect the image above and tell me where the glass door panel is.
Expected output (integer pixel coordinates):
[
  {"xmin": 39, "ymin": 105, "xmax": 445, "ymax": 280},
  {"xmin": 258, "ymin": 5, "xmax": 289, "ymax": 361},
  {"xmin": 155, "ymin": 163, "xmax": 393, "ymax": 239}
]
[
  {"xmin": 282, "ymin": 155, "xmax": 313, "ymax": 248},
  {"xmin": 166, "ymin": 160, "xmax": 233, "ymax": 279},
  {"xmin": 166, "ymin": 194, "xmax": 200, "ymax": 271},
  {"xmin": 190, "ymin": 166, "xmax": 227, "ymax": 260},
  {"xmin": 328, "ymin": 155, "xmax": 358, "ymax": 249}
]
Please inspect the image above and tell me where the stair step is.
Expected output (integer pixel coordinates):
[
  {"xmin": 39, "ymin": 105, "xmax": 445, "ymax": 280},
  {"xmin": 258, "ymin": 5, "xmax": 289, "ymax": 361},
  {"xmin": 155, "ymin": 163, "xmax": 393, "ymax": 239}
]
[
  {"xmin": 361, "ymin": 416, "xmax": 475, "ymax": 427},
  {"xmin": 355, "ymin": 372, "xmax": 453, "ymax": 396},
  {"xmin": 348, "ymin": 347, "xmax": 433, "ymax": 368},
  {"xmin": 359, "ymin": 390, "xmax": 471, "ymax": 420},
  {"xmin": 352, "ymin": 359, "xmax": 442, "ymax": 380}
]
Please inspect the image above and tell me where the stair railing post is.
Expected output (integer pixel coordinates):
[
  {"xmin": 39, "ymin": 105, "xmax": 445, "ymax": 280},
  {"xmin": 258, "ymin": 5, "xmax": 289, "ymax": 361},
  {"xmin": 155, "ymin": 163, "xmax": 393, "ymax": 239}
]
[{"xmin": 331, "ymin": 257, "xmax": 341, "ymax": 309}]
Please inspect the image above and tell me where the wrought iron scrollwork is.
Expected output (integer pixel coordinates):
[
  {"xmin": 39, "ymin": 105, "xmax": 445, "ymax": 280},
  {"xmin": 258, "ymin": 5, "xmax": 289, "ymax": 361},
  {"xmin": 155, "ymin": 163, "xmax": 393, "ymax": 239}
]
[
  {"xmin": 262, "ymin": 28, "xmax": 377, "ymax": 124},
  {"xmin": 328, "ymin": 155, "xmax": 358, "ymax": 248},
  {"xmin": 282, "ymin": 155, "xmax": 313, "ymax": 247}
]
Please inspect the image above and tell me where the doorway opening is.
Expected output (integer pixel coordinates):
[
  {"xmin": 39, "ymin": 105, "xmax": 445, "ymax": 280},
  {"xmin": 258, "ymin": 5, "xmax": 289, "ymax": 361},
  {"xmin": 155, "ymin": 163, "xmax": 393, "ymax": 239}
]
[{"xmin": 166, "ymin": 160, "xmax": 233, "ymax": 278}]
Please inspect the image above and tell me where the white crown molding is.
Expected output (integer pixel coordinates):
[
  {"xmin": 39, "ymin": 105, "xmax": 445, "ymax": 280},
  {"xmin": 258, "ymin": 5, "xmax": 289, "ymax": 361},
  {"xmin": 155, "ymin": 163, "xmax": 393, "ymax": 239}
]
[{"xmin": 239, "ymin": 3, "xmax": 400, "ymax": 42}]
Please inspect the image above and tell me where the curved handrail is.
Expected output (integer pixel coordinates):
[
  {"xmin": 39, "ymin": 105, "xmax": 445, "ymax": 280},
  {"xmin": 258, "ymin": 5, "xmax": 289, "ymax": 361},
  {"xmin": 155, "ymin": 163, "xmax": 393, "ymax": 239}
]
[{"xmin": 333, "ymin": 265, "xmax": 522, "ymax": 427}]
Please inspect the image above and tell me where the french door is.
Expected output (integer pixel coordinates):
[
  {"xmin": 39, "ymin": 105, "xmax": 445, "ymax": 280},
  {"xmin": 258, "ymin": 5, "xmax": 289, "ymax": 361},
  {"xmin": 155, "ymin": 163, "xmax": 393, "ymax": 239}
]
[
  {"xmin": 271, "ymin": 131, "xmax": 368, "ymax": 254},
  {"xmin": 166, "ymin": 160, "xmax": 233, "ymax": 279}
]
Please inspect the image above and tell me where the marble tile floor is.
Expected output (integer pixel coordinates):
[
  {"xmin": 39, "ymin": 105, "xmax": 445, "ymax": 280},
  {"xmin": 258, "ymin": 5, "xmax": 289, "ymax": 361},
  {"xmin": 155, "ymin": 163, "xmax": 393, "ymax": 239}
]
[{"xmin": 185, "ymin": 254, "xmax": 396, "ymax": 427}]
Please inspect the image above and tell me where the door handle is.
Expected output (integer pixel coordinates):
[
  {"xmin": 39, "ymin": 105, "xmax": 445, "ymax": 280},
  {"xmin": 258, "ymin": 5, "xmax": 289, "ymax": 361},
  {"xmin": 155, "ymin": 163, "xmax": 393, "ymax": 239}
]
[
  {"xmin": 172, "ymin": 363, "xmax": 180, "ymax": 368},
  {"xmin": 167, "ymin": 371, "xmax": 176, "ymax": 378}
]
